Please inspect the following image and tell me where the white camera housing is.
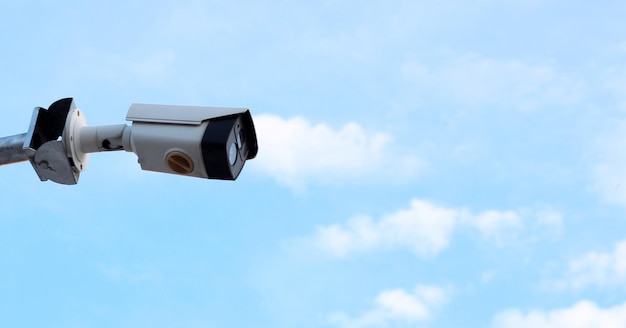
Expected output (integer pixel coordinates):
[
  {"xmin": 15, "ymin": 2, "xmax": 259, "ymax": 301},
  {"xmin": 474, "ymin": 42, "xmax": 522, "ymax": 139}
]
[{"xmin": 125, "ymin": 103, "xmax": 258, "ymax": 180}]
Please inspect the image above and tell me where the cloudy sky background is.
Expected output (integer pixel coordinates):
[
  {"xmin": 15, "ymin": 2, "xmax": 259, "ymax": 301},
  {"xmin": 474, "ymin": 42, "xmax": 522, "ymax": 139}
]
[{"xmin": 1, "ymin": 1, "xmax": 626, "ymax": 327}]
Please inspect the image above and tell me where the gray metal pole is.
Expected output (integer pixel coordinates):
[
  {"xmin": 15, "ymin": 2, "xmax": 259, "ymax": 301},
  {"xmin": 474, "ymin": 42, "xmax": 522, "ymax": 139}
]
[{"xmin": 0, "ymin": 133, "xmax": 28, "ymax": 166}]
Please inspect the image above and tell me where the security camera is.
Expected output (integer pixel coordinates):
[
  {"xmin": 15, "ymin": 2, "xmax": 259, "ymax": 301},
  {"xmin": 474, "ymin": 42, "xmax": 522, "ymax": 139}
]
[
  {"xmin": 123, "ymin": 103, "xmax": 258, "ymax": 180},
  {"xmin": 0, "ymin": 98, "xmax": 258, "ymax": 184}
]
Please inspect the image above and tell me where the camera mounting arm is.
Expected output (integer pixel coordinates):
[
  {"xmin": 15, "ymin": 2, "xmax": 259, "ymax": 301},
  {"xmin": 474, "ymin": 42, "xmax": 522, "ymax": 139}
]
[{"xmin": 0, "ymin": 133, "xmax": 29, "ymax": 165}]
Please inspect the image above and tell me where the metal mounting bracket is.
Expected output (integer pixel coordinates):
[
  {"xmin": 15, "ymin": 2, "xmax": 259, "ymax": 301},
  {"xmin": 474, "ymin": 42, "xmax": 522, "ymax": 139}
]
[{"xmin": 23, "ymin": 98, "xmax": 83, "ymax": 184}]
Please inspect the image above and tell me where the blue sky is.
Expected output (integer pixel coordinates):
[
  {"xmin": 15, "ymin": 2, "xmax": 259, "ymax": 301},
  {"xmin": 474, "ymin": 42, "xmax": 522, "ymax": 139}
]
[{"xmin": 1, "ymin": 1, "xmax": 626, "ymax": 327}]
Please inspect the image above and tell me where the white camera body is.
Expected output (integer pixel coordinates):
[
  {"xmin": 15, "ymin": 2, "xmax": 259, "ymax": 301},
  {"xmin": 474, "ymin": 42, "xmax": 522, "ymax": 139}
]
[{"xmin": 125, "ymin": 103, "xmax": 258, "ymax": 180}]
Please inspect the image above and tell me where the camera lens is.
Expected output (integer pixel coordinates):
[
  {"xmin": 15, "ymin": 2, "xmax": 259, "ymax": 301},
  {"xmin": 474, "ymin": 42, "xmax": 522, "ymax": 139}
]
[{"xmin": 228, "ymin": 142, "xmax": 237, "ymax": 165}]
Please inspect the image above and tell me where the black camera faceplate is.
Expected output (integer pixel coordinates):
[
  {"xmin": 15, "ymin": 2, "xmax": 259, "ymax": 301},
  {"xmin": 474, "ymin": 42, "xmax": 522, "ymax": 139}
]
[{"xmin": 201, "ymin": 111, "xmax": 258, "ymax": 180}]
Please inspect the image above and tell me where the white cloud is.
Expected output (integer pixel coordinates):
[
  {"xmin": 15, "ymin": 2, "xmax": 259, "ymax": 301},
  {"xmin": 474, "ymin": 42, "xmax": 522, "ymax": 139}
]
[
  {"xmin": 563, "ymin": 240, "xmax": 626, "ymax": 289},
  {"xmin": 492, "ymin": 300, "xmax": 626, "ymax": 328},
  {"xmin": 314, "ymin": 200, "xmax": 457, "ymax": 257},
  {"xmin": 470, "ymin": 207, "xmax": 563, "ymax": 245},
  {"xmin": 532, "ymin": 208, "xmax": 564, "ymax": 232},
  {"xmin": 403, "ymin": 54, "xmax": 585, "ymax": 110},
  {"xmin": 310, "ymin": 199, "xmax": 561, "ymax": 258},
  {"xmin": 329, "ymin": 285, "xmax": 447, "ymax": 328},
  {"xmin": 469, "ymin": 210, "xmax": 523, "ymax": 244},
  {"xmin": 251, "ymin": 114, "xmax": 421, "ymax": 190}
]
